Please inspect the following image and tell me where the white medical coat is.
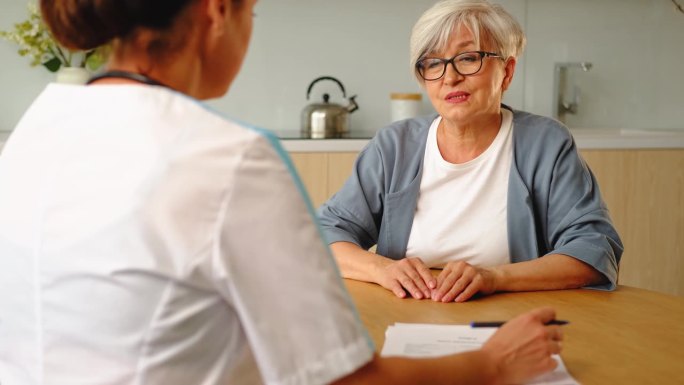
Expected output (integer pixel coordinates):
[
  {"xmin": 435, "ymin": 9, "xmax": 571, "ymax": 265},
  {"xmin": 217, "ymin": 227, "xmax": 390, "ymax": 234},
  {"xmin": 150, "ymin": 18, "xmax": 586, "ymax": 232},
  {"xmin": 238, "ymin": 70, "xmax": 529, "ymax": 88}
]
[{"xmin": 0, "ymin": 84, "xmax": 373, "ymax": 385}]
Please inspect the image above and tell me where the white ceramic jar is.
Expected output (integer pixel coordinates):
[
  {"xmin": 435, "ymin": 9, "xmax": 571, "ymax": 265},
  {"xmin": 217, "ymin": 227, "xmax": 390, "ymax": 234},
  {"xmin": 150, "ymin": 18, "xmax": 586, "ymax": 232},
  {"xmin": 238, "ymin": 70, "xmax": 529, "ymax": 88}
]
[{"xmin": 390, "ymin": 93, "xmax": 422, "ymax": 122}]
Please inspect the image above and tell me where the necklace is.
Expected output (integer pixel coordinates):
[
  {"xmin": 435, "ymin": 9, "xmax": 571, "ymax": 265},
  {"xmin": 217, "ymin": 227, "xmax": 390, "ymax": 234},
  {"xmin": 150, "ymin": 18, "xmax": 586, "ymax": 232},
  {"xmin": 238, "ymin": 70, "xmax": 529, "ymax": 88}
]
[{"xmin": 87, "ymin": 70, "xmax": 172, "ymax": 90}]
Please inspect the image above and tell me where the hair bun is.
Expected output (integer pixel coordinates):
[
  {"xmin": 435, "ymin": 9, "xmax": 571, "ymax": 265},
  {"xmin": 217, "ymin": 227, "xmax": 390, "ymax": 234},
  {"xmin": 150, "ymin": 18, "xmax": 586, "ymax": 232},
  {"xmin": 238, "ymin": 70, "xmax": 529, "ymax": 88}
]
[{"xmin": 40, "ymin": 0, "xmax": 192, "ymax": 51}]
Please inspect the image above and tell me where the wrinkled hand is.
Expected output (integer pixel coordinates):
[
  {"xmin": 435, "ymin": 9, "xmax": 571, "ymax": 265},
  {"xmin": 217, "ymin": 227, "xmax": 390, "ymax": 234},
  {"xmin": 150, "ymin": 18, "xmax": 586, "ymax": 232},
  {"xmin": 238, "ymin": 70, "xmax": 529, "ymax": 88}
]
[
  {"xmin": 374, "ymin": 257, "xmax": 436, "ymax": 299},
  {"xmin": 432, "ymin": 261, "xmax": 498, "ymax": 302},
  {"xmin": 482, "ymin": 307, "xmax": 563, "ymax": 385}
]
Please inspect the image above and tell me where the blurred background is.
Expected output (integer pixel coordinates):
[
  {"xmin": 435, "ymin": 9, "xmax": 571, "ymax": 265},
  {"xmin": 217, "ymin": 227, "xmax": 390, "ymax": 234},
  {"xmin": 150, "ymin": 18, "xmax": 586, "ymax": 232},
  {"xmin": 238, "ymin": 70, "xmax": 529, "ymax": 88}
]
[{"xmin": 1, "ymin": 0, "xmax": 683, "ymax": 134}]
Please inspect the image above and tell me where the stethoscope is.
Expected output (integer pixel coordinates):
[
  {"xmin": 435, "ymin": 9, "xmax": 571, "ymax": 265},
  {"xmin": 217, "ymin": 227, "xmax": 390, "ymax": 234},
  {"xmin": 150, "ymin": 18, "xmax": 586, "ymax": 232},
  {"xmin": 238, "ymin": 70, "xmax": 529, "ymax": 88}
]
[{"xmin": 87, "ymin": 70, "xmax": 171, "ymax": 89}]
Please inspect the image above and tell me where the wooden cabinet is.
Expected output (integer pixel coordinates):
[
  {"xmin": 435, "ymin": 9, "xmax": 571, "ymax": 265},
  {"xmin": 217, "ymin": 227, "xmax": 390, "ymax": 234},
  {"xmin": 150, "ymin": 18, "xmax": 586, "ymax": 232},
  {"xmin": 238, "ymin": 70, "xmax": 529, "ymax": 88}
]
[
  {"xmin": 580, "ymin": 149, "xmax": 684, "ymax": 297},
  {"xmin": 290, "ymin": 152, "xmax": 357, "ymax": 208},
  {"xmin": 290, "ymin": 149, "xmax": 684, "ymax": 297}
]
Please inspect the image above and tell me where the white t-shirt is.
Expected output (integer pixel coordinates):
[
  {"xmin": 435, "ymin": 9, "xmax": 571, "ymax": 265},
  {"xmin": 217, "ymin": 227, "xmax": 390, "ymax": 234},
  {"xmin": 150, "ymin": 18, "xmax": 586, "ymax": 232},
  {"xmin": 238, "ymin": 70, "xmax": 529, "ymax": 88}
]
[
  {"xmin": 0, "ymin": 84, "xmax": 373, "ymax": 385},
  {"xmin": 406, "ymin": 110, "xmax": 513, "ymax": 268}
]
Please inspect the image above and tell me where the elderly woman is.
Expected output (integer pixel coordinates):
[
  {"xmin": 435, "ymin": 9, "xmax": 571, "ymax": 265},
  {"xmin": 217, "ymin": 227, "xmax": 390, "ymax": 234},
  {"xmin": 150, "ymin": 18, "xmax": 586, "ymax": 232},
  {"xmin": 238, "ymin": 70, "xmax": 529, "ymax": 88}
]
[
  {"xmin": 0, "ymin": 0, "xmax": 563, "ymax": 384},
  {"xmin": 319, "ymin": 0, "xmax": 623, "ymax": 302}
]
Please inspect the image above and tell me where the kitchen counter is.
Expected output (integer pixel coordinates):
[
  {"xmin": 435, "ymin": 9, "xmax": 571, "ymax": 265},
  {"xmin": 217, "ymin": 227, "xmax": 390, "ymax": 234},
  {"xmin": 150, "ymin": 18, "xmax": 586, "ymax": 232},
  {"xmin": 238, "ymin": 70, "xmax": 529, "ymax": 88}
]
[
  {"xmin": 282, "ymin": 128, "xmax": 684, "ymax": 152},
  {"xmin": 2, "ymin": 129, "xmax": 684, "ymax": 154},
  {"xmin": 569, "ymin": 128, "xmax": 684, "ymax": 150},
  {"xmin": 277, "ymin": 129, "xmax": 375, "ymax": 152}
]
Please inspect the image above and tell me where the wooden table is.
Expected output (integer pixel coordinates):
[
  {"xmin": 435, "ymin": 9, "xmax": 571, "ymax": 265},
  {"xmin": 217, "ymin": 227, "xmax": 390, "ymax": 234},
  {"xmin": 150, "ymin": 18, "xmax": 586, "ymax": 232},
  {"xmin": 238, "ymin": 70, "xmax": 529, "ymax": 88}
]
[{"xmin": 344, "ymin": 280, "xmax": 684, "ymax": 385}]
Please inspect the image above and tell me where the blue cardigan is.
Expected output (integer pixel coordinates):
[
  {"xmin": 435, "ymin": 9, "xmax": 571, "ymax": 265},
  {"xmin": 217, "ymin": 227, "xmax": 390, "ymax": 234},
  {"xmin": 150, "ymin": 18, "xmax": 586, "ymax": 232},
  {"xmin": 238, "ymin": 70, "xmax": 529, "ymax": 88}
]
[{"xmin": 317, "ymin": 108, "xmax": 623, "ymax": 290}]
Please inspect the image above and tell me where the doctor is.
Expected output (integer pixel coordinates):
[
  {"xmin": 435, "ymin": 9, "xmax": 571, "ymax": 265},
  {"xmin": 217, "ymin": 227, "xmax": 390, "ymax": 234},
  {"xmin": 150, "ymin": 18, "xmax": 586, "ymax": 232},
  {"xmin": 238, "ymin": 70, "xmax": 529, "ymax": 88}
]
[{"xmin": 0, "ymin": 0, "xmax": 562, "ymax": 384}]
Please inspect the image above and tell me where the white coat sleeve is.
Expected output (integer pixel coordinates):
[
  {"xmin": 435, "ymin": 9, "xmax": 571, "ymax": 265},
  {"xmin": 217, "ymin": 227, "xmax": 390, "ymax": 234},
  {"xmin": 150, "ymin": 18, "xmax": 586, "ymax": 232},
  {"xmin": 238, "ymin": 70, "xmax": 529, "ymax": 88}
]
[{"xmin": 211, "ymin": 133, "xmax": 374, "ymax": 385}]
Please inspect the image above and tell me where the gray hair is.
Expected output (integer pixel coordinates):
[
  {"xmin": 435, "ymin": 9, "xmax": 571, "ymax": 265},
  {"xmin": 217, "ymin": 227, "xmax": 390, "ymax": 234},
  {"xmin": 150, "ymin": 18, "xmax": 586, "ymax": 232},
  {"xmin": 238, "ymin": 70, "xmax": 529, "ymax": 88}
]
[{"xmin": 409, "ymin": 0, "xmax": 526, "ymax": 83}]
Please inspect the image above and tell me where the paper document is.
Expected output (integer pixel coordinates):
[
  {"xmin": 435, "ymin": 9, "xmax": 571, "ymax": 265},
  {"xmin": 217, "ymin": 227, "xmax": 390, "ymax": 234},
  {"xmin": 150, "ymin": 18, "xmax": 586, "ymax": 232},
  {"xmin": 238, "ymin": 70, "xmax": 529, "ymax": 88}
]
[{"xmin": 381, "ymin": 323, "xmax": 579, "ymax": 385}]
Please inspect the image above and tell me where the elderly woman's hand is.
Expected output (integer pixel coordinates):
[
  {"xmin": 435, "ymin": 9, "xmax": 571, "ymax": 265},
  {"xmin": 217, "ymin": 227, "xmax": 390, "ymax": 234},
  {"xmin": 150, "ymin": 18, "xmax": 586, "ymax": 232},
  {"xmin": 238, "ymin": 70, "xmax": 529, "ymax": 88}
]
[
  {"xmin": 374, "ymin": 257, "xmax": 436, "ymax": 299},
  {"xmin": 432, "ymin": 261, "xmax": 499, "ymax": 302}
]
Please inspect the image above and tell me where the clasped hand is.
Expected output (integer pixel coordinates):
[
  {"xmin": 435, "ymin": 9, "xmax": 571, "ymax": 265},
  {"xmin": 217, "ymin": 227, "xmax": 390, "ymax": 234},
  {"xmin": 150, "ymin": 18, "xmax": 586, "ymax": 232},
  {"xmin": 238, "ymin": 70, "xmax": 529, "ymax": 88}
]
[{"xmin": 375, "ymin": 258, "xmax": 498, "ymax": 302}]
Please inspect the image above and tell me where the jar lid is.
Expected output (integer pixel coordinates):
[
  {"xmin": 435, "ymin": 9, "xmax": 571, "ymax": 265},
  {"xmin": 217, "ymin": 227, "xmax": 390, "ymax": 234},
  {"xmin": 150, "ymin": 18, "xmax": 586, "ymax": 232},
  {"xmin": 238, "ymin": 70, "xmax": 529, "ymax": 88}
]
[{"xmin": 390, "ymin": 93, "xmax": 422, "ymax": 101}]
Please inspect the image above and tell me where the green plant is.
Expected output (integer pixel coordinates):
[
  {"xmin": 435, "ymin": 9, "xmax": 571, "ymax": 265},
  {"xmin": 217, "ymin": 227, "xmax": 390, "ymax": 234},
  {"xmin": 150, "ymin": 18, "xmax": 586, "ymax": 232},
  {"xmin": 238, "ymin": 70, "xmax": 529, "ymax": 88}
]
[{"xmin": 0, "ymin": 3, "xmax": 107, "ymax": 72}]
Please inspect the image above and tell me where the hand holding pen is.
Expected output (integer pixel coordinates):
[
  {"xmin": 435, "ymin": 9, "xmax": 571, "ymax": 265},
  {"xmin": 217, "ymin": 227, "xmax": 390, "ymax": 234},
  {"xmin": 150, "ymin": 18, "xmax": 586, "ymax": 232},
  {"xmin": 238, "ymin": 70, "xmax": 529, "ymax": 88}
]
[{"xmin": 480, "ymin": 307, "xmax": 564, "ymax": 384}]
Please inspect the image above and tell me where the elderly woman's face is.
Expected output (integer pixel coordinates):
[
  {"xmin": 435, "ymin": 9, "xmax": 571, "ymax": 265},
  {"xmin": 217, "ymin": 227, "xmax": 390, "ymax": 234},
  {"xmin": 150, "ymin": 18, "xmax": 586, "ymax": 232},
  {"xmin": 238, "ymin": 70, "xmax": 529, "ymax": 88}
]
[{"xmin": 423, "ymin": 24, "xmax": 515, "ymax": 127}]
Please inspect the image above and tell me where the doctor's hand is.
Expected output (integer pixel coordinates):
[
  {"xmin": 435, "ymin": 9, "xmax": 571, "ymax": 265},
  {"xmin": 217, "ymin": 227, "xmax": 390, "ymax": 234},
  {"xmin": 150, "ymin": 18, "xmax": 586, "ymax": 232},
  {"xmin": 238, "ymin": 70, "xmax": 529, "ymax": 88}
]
[
  {"xmin": 432, "ymin": 261, "xmax": 498, "ymax": 302},
  {"xmin": 374, "ymin": 257, "xmax": 436, "ymax": 299},
  {"xmin": 482, "ymin": 307, "xmax": 562, "ymax": 384}
]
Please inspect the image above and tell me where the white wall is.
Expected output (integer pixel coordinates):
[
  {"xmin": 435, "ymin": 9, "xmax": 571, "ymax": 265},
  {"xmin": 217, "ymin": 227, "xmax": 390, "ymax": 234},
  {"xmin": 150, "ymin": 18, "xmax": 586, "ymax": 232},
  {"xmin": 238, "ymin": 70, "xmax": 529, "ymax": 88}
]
[
  {"xmin": 1, "ymin": 0, "xmax": 682, "ymax": 133},
  {"xmin": 524, "ymin": 0, "xmax": 684, "ymax": 130},
  {"xmin": 210, "ymin": 0, "xmax": 526, "ymax": 133}
]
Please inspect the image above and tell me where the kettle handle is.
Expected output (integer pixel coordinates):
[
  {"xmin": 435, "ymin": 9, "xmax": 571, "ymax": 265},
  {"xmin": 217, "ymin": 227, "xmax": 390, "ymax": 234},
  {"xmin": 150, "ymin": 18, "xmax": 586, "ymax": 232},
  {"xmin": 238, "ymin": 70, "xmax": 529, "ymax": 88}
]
[{"xmin": 306, "ymin": 76, "xmax": 347, "ymax": 100}]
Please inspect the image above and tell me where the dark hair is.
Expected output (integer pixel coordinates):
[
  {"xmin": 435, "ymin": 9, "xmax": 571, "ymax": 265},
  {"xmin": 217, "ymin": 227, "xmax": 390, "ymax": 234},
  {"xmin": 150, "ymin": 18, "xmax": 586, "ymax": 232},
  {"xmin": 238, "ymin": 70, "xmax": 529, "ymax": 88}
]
[{"xmin": 40, "ymin": 0, "xmax": 196, "ymax": 50}]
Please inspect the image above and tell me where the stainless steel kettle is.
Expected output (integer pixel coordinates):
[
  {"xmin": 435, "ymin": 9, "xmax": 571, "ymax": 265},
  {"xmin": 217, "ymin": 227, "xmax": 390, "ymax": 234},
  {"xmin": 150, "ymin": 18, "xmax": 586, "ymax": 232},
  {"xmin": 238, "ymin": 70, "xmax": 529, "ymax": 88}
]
[{"xmin": 301, "ymin": 76, "xmax": 359, "ymax": 138}]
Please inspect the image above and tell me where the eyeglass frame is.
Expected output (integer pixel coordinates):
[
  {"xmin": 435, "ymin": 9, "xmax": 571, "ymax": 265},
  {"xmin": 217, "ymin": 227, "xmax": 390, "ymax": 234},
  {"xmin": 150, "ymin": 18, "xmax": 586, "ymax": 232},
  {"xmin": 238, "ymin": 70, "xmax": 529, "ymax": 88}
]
[{"xmin": 415, "ymin": 51, "xmax": 504, "ymax": 81}]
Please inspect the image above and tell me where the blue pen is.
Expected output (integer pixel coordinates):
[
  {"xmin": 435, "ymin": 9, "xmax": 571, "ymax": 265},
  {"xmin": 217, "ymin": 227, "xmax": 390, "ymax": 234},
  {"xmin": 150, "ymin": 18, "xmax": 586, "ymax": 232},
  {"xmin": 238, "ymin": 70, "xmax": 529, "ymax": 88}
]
[{"xmin": 471, "ymin": 319, "xmax": 569, "ymax": 328}]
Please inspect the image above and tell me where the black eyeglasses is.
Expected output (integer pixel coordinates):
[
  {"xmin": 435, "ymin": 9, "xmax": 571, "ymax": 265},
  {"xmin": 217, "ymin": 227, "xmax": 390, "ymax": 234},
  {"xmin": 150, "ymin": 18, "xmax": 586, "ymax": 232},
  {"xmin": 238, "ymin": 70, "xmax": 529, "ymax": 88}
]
[{"xmin": 416, "ymin": 51, "xmax": 504, "ymax": 81}]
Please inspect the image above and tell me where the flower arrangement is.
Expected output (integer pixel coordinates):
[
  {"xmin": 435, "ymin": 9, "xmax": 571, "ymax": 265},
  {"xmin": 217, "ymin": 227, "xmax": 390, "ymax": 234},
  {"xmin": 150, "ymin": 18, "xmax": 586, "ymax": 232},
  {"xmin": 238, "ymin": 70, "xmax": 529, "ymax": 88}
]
[{"xmin": 0, "ymin": 3, "xmax": 107, "ymax": 72}]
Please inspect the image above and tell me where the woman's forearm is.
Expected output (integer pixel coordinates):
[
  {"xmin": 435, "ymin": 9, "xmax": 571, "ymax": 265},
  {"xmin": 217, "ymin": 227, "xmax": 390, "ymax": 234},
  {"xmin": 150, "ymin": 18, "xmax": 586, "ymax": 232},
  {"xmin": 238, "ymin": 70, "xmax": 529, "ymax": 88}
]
[
  {"xmin": 330, "ymin": 241, "xmax": 392, "ymax": 284},
  {"xmin": 491, "ymin": 253, "xmax": 607, "ymax": 292}
]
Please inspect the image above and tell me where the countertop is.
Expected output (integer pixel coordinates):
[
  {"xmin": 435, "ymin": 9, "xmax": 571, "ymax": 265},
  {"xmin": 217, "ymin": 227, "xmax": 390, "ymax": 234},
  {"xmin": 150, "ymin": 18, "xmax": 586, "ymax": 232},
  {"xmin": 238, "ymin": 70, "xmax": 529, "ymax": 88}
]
[
  {"xmin": 281, "ymin": 128, "xmax": 684, "ymax": 152},
  {"xmin": 2, "ymin": 129, "xmax": 684, "ymax": 154}
]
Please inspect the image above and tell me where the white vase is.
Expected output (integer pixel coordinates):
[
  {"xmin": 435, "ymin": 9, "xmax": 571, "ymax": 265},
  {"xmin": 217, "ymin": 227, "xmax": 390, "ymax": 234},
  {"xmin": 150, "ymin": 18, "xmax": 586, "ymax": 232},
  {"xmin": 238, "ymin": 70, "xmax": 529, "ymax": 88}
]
[{"xmin": 55, "ymin": 66, "xmax": 90, "ymax": 85}]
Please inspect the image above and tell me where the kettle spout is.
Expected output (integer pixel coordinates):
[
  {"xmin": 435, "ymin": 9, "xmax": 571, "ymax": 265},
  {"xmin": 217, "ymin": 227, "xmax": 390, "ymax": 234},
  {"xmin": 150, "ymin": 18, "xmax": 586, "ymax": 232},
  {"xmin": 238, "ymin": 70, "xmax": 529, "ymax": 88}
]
[{"xmin": 347, "ymin": 95, "xmax": 359, "ymax": 114}]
